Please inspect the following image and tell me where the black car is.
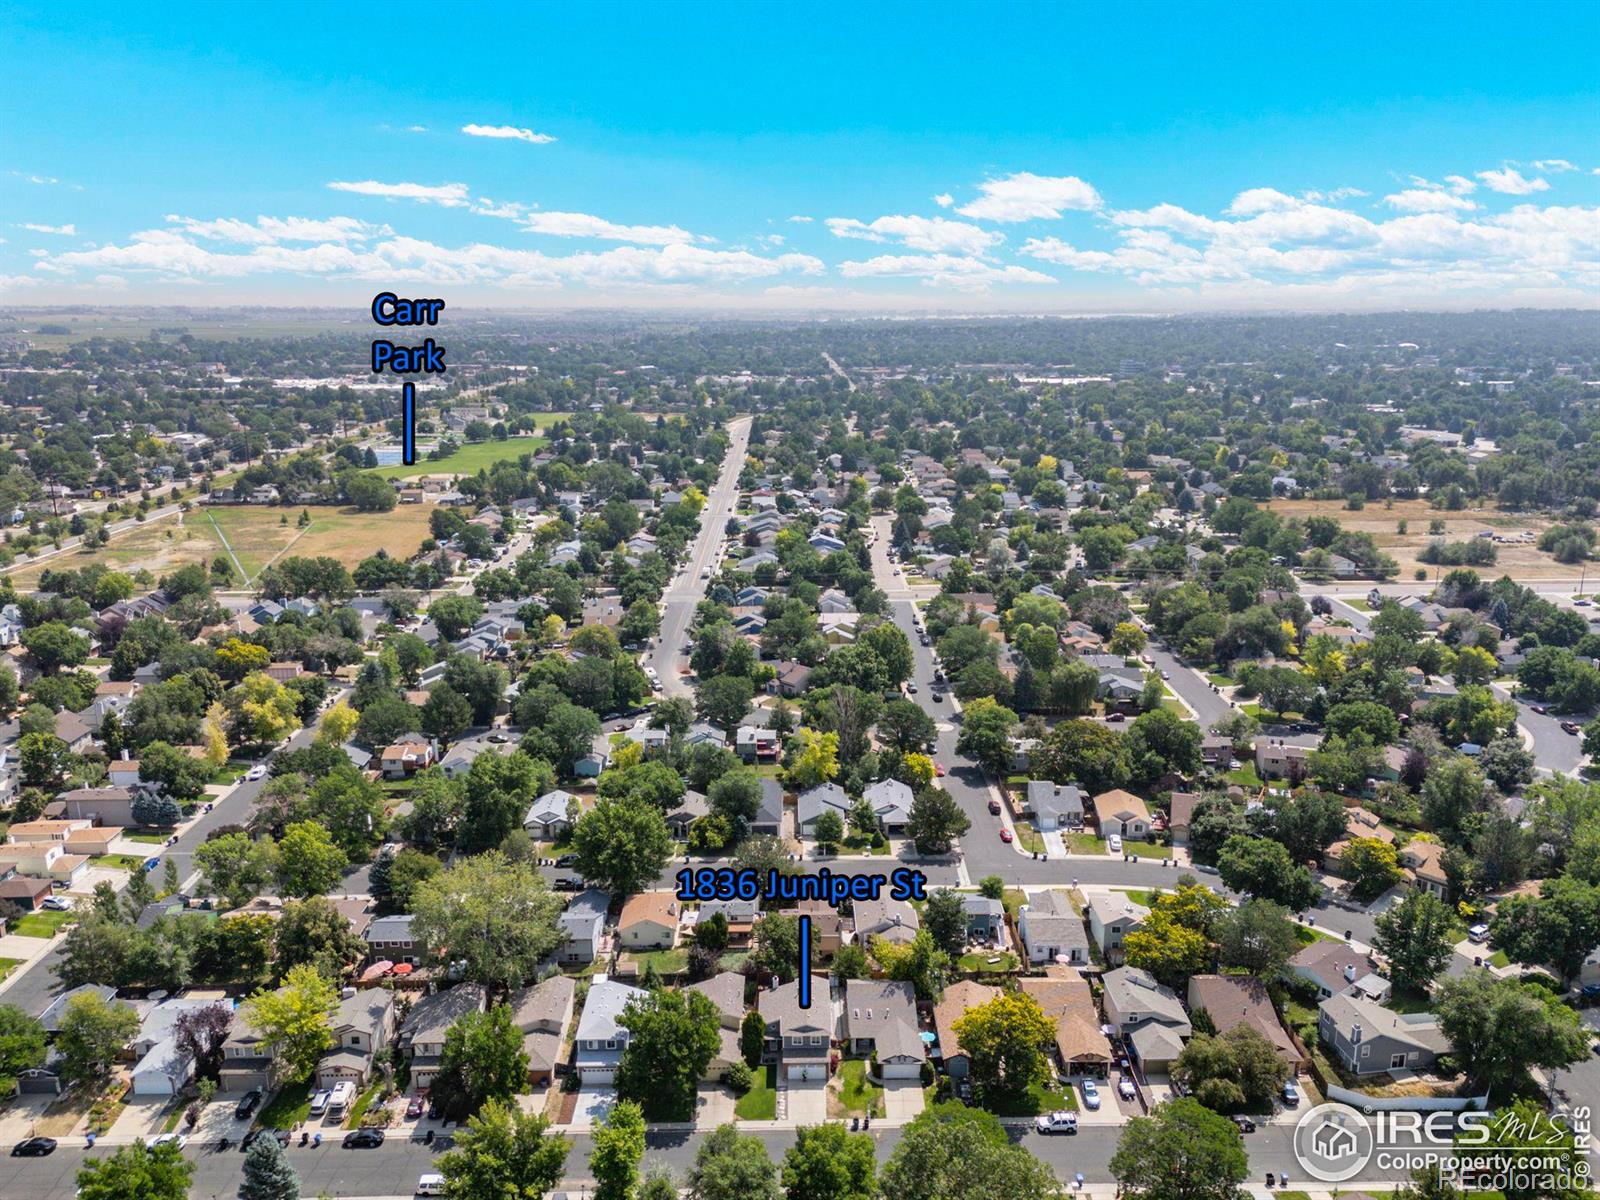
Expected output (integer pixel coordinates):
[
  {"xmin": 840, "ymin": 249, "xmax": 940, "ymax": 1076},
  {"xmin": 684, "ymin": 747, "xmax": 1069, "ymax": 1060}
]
[
  {"xmin": 1231, "ymin": 1115, "xmax": 1256, "ymax": 1133},
  {"xmin": 11, "ymin": 1137, "xmax": 56, "ymax": 1158},
  {"xmin": 343, "ymin": 1128, "xmax": 386, "ymax": 1149},
  {"xmin": 234, "ymin": 1088, "xmax": 263, "ymax": 1120},
  {"xmin": 552, "ymin": 877, "xmax": 583, "ymax": 892}
]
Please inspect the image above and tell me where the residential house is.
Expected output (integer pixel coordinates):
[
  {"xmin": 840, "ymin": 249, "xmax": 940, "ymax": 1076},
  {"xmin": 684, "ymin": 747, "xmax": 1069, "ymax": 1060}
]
[
  {"xmin": 1289, "ymin": 941, "xmax": 1391, "ymax": 1002},
  {"xmin": 768, "ymin": 662, "xmax": 813, "ymax": 698},
  {"xmin": 55, "ymin": 786, "xmax": 137, "ymax": 826},
  {"xmin": 401, "ymin": 983, "xmax": 488, "ymax": 1089},
  {"xmin": 686, "ymin": 971, "xmax": 747, "ymax": 1079},
  {"xmin": 1167, "ymin": 792, "xmax": 1201, "ymax": 847},
  {"xmin": 1400, "ymin": 841, "xmax": 1449, "ymax": 899},
  {"xmin": 694, "ymin": 897, "xmax": 760, "ymax": 948},
  {"xmin": 1085, "ymin": 891, "xmax": 1148, "ymax": 966},
  {"xmin": 843, "ymin": 979, "xmax": 926, "ymax": 1078},
  {"xmin": 1019, "ymin": 973, "xmax": 1113, "ymax": 1078},
  {"xmin": 130, "ymin": 997, "xmax": 223, "ymax": 1097},
  {"xmin": 364, "ymin": 914, "xmax": 419, "ymax": 965},
  {"xmin": 793, "ymin": 899, "xmax": 846, "ymax": 958},
  {"xmin": 931, "ymin": 980, "xmax": 1001, "ymax": 1079},
  {"xmin": 315, "ymin": 989, "xmax": 398, "ymax": 1091},
  {"xmin": 1257, "ymin": 739, "xmax": 1311, "ymax": 781},
  {"xmin": 759, "ymin": 975, "xmax": 832, "ymax": 1081},
  {"xmin": 663, "ymin": 790, "xmax": 710, "ymax": 839},
  {"xmin": 750, "ymin": 777, "xmax": 784, "ymax": 836},
  {"xmin": 523, "ymin": 790, "xmax": 578, "ymax": 839},
  {"xmin": 1187, "ymin": 974, "xmax": 1302, "ymax": 1066},
  {"xmin": 735, "ymin": 725, "xmax": 783, "ymax": 762},
  {"xmin": 558, "ymin": 889, "xmax": 610, "ymax": 965},
  {"xmin": 853, "ymin": 894, "xmax": 920, "ymax": 947},
  {"xmin": 1018, "ymin": 890, "xmax": 1090, "ymax": 967},
  {"xmin": 796, "ymin": 783, "xmax": 852, "ymax": 837},
  {"xmin": 618, "ymin": 891, "xmax": 680, "ymax": 952},
  {"xmin": 1101, "ymin": 966, "xmax": 1192, "ymax": 1071},
  {"xmin": 511, "ymin": 974, "xmax": 576, "ymax": 1086},
  {"xmin": 575, "ymin": 977, "xmax": 648, "ymax": 1085},
  {"xmin": 1093, "ymin": 790, "xmax": 1151, "ymax": 839},
  {"xmin": 962, "ymin": 894, "xmax": 1005, "ymax": 944},
  {"xmin": 380, "ymin": 739, "xmax": 436, "ymax": 779},
  {"xmin": 1027, "ymin": 781, "xmax": 1083, "ymax": 832},
  {"xmin": 1318, "ymin": 991, "xmax": 1449, "ymax": 1076},
  {"xmin": 864, "ymin": 778, "xmax": 914, "ymax": 833}
]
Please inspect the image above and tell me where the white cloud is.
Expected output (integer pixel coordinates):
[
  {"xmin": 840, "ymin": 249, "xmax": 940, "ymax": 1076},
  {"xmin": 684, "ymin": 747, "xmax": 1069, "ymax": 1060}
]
[
  {"xmin": 839, "ymin": 253, "xmax": 1055, "ymax": 290},
  {"xmin": 19, "ymin": 223, "xmax": 75, "ymax": 235},
  {"xmin": 955, "ymin": 173, "xmax": 1101, "ymax": 222},
  {"xmin": 1443, "ymin": 175, "xmax": 1477, "ymax": 194},
  {"xmin": 406, "ymin": 125, "xmax": 428, "ymax": 133},
  {"xmin": 1533, "ymin": 159, "xmax": 1578, "ymax": 173},
  {"xmin": 1383, "ymin": 189, "xmax": 1476, "ymax": 214},
  {"xmin": 327, "ymin": 180, "xmax": 471, "ymax": 206},
  {"xmin": 517, "ymin": 210, "xmax": 700, "ymax": 246},
  {"xmin": 1301, "ymin": 187, "xmax": 1367, "ymax": 203},
  {"xmin": 788, "ymin": 215, "xmax": 814, "ymax": 223},
  {"xmin": 9, "ymin": 172, "xmax": 60, "ymax": 186},
  {"xmin": 461, "ymin": 123, "xmax": 556, "ymax": 144},
  {"xmin": 933, "ymin": 193, "xmax": 954, "ymax": 208},
  {"xmin": 1476, "ymin": 167, "xmax": 1550, "ymax": 195},
  {"xmin": 163, "ymin": 215, "xmax": 389, "ymax": 244},
  {"xmin": 1227, "ymin": 188, "xmax": 1302, "ymax": 216},
  {"xmin": 825, "ymin": 214, "xmax": 1002, "ymax": 255}
]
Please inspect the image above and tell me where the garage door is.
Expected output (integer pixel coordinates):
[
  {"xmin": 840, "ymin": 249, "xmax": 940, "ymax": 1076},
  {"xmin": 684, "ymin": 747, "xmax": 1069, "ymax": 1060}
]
[
  {"xmin": 584, "ymin": 1068, "xmax": 617, "ymax": 1085},
  {"xmin": 788, "ymin": 1064, "xmax": 825, "ymax": 1082}
]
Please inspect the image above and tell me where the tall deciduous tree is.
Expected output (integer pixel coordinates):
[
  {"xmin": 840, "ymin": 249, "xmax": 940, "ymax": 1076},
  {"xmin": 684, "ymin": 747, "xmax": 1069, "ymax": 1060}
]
[
  {"xmin": 436, "ymin": 1098, "xmax": 570, "ymax": 1199},
  {"xmin": 590, "ymin": 1099, "xmax": 646, "ymax": 1200},
  {"xmin": 430, "ymin": 1004, "xmax": 529, "ymax": 1121},
  {"xmin": 685, "ymin": 1122, "xmax": 781, "ymax": 1200},
  {"xmin": 1373, "ymin": 891, "xmax": 1457, "ymax": 994},
  {"xmin": 241, "ymin": 963, "xmax": 336, "ymax": 1083},
  {"xmin": 1110, "ymin": 1098, "xmax": 1249, "ymax": 1200},
  {"xmin": 616, "ymin": 990, "xmax": 722, "ymax": 1121},
  {"xmin": 878, "ymin": 1103, "xmax": 1060, "ymax": 1200},
  {"xmin": 572, "ymin": 795, "xmax": 672, "ymax": 898},
  {"xmin": 410, "ymin": 852, "xmax": 565, "ymax": 992},
  {"xmin": 76, "ymin": 1140, "xmax": 192, "ymax": 1200}
]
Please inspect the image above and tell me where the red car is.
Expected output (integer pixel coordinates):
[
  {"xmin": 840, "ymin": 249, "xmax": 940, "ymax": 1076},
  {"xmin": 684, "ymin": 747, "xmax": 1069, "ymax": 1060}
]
[
  {"xmin": 999, "ymin": 827, "xmax": 1014, "ymax": 843},
  {"xmin": 934, "ymin": 762, "xmax": 946, "ymax": 777}
]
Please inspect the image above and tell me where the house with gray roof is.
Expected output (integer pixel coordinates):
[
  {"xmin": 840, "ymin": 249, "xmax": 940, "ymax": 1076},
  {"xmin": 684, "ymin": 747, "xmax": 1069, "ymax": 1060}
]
[
  {"xmin": 1101, "ymin": 966, "xmax": 1192, "ymax": 1071},
  {"xmin": 401, "ymin": 983, "xmax": 487, "ymax": 1089},
  {"xmin": 364, "ymin": 914, "xmax": 418, "ymax": 964},
  {"xmin": 1084, "ymin": 890, "xmax": 1148, "ymax": 965},
  {"xmin": 864, "ymin": 778, "xmax": 914, "ymax": 832},
  {"xmin": 575, "ymin": 977, "xmax": 648, "ymax": 1085},
  {"xmin": 1318, "ymin": 991, "xmax": 1449, "ymax": 1076},
  {"xmin": 511, "ymin": 974, "xmax": 576, "ymax": 1085},
  {"xmin": 523, "ymin": 789, "xmax": 577, "ymax": 838},
  {"xmin": 759, "ymin": 976, "xmax": 833, "ymax": 1082},
  {"xmin": 558, "ymin": 889, "xmax": 610, "ymax": 965},
  {"xmin": 1018, "ymin": 890, "xmax": 1089, "ymax": 966},
  {"xmin": 687, "ymin": 970, "xmax": 747, "ymax": 1078},
  {"xmin": 853, "ymin": 894, "xmax": 920, "ymax": 946},
  {"xmin": 1027, "ymin": 781, "xmax": 1084, "ymax": 831},
  {"xmin": 316, "ymin": 988, "xmax": 397, "ymax": 1091},
  {"xmin": 797, "ymin": 783, "xmax": 851, "ymax": 836},
  {"xmin": 844, "ymin": 979, "xmax": 925, "ymax": 1079},
  {"xmin": 751, "ymin": 777, "xmax": 784, "ymax": 835}
]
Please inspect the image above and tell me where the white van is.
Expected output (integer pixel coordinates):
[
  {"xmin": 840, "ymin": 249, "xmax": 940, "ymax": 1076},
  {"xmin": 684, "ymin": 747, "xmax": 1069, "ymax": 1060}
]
[
  {"xmin": 325, "ymin": 1081, "xmax": 355, "ymax": 1119},
  {"xmin": 416, "ymin": 1176, "xmax": 446, "ymax": 1197}
]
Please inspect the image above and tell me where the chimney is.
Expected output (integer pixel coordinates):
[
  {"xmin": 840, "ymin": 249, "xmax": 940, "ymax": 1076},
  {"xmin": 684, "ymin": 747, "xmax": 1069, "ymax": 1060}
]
[
  {"xmin": 1343, "ymin": 964, "xmax": 1356, "ymax": 982},
  {"xmin": 1351, "ymin": 1022, "xmax": 1363, "ymax": 1044}
]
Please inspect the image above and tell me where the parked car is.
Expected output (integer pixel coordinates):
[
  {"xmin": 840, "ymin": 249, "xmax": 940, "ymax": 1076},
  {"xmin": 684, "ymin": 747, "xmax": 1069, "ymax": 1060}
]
[
  {"xmin": 553, "ymin": 877, "xmax": 583, "ymax": 892},
  {"xmin": 988, "ymin": 798, "xmax": 1002, "ymax": 815},
  {"xmin": 234, "ymin": 1089, "xmax": 263, "ymax": 1120},
  {"xmin": 1282, "ymin": 1079, "xmax": 1301, "ymax": 1107},
  {"xmin": 1080, "ymin": 1079, "xmax": 1101, "ymax": 1110},
  {"xmin": 1117, "ymin": 1076, "xmax": 1137, "ymax": 1101},
  {"xmin": 933, "ymin": 762, "xmax": 945, "ymax": 777},
  {"xmin": 1107, "ymin": 834, "xmax": 1123, "ymax": 854},
  {"xmin": 999, "ymin": 827, "xmax": 1013, "ymax": 844},
  {"xmin": 1561, "ymin": 721, "xmax": 1582, "ymax": 735},
  {"xmin": 1232, "ymin": 1115, "xmax": 1256, "ymax": 1133},
  {"xmin": 308, "ymin": 1089, "xmax": 332, "ymax": 1117},
  {"xmin": 245, "ymin": 764, "xmax": 268, "ymax": 782},
  {"xmin": 554, "ymin": 854, "xmax": 579, "ymax": 868},
  {"xmin": 406, "ymin": 1094, "xmax": 426, "ymax": 1120},
  {"xmin": 148, "ymin": 1134, "xmax": 187, "ymax": 1149},
  {"xmin": 343, "ymin": 1128, "xmax": 386, "ymax": 1149},
  {"xmin": 39, "ymin": 896, "xmax": 73, "ymax": 911},
  {"xmin": 1035, "ymin": 1110, "xmax": 1078, "ymax": 1135},
  {"xmin": 10, "ymin": 1137, "xmax": 55, "ymax": 1158}
]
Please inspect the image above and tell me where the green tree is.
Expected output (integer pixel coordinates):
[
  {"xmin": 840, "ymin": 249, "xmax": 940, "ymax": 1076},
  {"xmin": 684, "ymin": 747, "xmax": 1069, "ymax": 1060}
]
[
  {"xmin": 590, "ymin": 1099, "xmax": 646, "ymax": 1200},
  {"xmin": 1170, "ymin": 1025, "xmax": 1290, "ymax": 1111},
  {"xmin": 1433, "ymin": 974, "xmax": 1590, "ymax": 1096},
  {"xmin": 740, "ymin": 1010, "xmax": 766, "ymax": 1068},
  {"xmin": 687, "ymin": 1122, "xmax": 781, "ymax": 1200},
  {"xmin": 431, "ymin": 1004, "xmax": 530, "ymax": 1121},
  {"xmin": 21, "ymin": 620, "xmax": 89, "ymax": 674},
  {"xmin": 878, "ymin": 1103, "xmax": 1061, "ymax": 1200},
  {"xmin": 955, "ymin": 697, "xmax": 1019, "ymax": 775},
  {"xmin": 76, "ymin": 1140, "xmax": 192, "ymax": 1200},
  {"xmin": 1110, "ymin": 1098, "xmax": 1249, "ymax": 1200},
  {"xmin": 410, "ymin": 852, "xmax": 565, "ymax": 992},
  {"xmin": 572, "ymin": 795, "xmax": 673, "ymax": 897},
  {"xmin": 812, "ymin": 808, "xmax": 844, "ymax": 853},
  {"xmin": 1490, "ymin": 877, "xmax": 1600, "ymax": 984},
  {"xmin": 224, "ymin": 671, "xmax": 304, "ymax": 747},
  {"xmin": 0, "ymin": 1004, "xmax": 46, "ymax": 1094},
  {"xmin": 238, "ymin": 1128, "xmax": 300, "ymax": 1200},
  {"xmin": 421, "ymin": 685, "xmax": 474, "ymax": 745},
  {"xmin": 195, "ymin": 831, "xmax": 278, "ymax": 909},
  {"xmin": 781, "ymin": 1121, "xmax": 875, "ymax": 1200},
  {"xmin": 57, "ymin": 991, "xmax": 140, "ymax": 1086},
  {"xmin": 457, "ymin": 751, "xmax": 553, "ymax": 854},
  {"xmin": 1213, "ymin": 899, "xmax": 1299, "ymax": 977},
  {"xmin": 1373, "ymin": 891, "xmax": 1457, "ymax": 994},
  {"xmin": 1216, "ymin": 835, "xmax": 1319, "ymax": 911},
  {"xmin": 1341, "ymin": 837, "xmax": 1404, "ymax": 900},
  {"xmin": 1029, "ymin": 719, "xmax": 1132, "ymax": 793},
  {"xmin": 616, "ymin": 990, "xmax": 722, "ymax": 1121},
  {"xmin": 922, "ymin": 888, "xmax": 968, "ymax": 958},
  {"xmin": 273, "ymin": 820, "xmax": 348, "ymax": 898},
  {"xmin": 1128, "ymin": 707, "xmax": 1203, "ymax": 782},
  {"xmin": 953, "ymin": 991, "xmax": 1055, "ymax": 1101},
  {"xmin": 241, "ymin": 962, "xmax": 337, "ymax": 1083},
  {"xmin": 436, "ymin": 1098, "xmax": 570, "ymax": 1199},
  {"xmin": 905, "ymin": 787, "xmax": 970, "ymax": 855}
]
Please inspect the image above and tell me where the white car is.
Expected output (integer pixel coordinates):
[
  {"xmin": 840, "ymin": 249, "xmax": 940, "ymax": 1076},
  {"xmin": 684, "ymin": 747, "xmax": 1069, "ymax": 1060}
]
[
  {"xmin": 245, "ymin": 764, "xmax": 268, "ymax": 782},
  {"xmin": 1107, "ymin": 834, "xmax": 1123, "ymax": 854},
  {"xmin": 1118, "ymin": 1076, "xmax": 1137, "ymax": 1100},
  {"xmin": 1080, "ymin": 1079, "xmax": 1101, "ymax": 1110},
  {"xmin": 148, "ymin": 1133, "xmax": 187, "ymax": 1149},
  {"xmin": 40, "ymin": 896, "xmax": 74, "ymax": 912},
  {"xmin": 1035, "ymin": 1110, "xmax": 1078, "ymax": 1134}
]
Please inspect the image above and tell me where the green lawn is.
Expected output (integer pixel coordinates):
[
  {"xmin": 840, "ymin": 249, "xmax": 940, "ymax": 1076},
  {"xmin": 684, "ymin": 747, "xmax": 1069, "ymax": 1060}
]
[
  {"xmin": 257, "ymin": 1078, "xmax": 312, "ymax": 1130},
  {"xmin": 1340, "ymin": 597, "xmax": 1373, "ymax": 612},
  {"xmin": 370, "ymin": 432, "xmax": 560, "ymax": 480},
  {"xmin": 345, "ymin": 1081, "xmax": 385, "ymax": 1129},
  {"xmin": 210, "ymin": 761, "xmax": 252, "ymax": 785},
  {"xmin": 842, "ymin": 834, "xmax": 891, "ymax": 856},
  {"xmin": 982, "ymin": 1079, "xmax": 1075, "ymax": 1117},
  {"xmin": 1013, "ymin": 822, "xmax": 1046, "ymax": 855},
  {"xmin": 1488, "ymin": 950, "xmax": 1510, "ymax": 968},
  {"xmin": 1065, "ymin": 833, "xmax": 1107, "ymax": 855},
  {"xmin": 1123, "ymin": 889, "xmax": 1162, "ymax": 908},
  {"xmin": 630, "ymin": 948, "xmax": 690, "ymax": 976},
  {"xmin": 835, "ymin": 1059, "xmax": 883, "ymax": 1117},
  {"xmin": 1001, "ymin": 888, "xmax": 1028, "ymax": 921},
  {"xmin": 124, "ymin": 831, "xmax": 169, "ymax": 844},
  {"xmin": 13, "ymin": 909, "xmax": 75, "ymax": 937},
  {"xmin": 1120, "ymin": 840, "xmax": 1171, "ymax": 859},
  {"xmin": 1206, "ymin": 671, "xmax": 1235, "ymax": 687},
  {"xmin": 1224, "ymin": 764, "xmax": 1263, "ymax": 788},
  {"xmin": 958, "ymin": 951, "xmax": 1019, "ymax": 974},
  {"xmin": 0, "ymin": 958, "xmax": 21, "ymax": 982},
  {"xmin": 90, "ymin": 854, "xmax": 145, "ymax": 870},
  {"xmin": 734, "ymin": 1065, "xmax": 776, "ymax": 1120},
  {"xmin": 1294, "ymin": 924, "xmax": 1339, "ymax": 946}
]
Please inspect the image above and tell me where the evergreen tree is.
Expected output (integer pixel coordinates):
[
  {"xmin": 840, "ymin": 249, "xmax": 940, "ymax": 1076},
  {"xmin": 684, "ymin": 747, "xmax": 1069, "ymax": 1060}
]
[{"xmin": 238, "ymin": 1130, "xmax": 299, "ymax": 1200}]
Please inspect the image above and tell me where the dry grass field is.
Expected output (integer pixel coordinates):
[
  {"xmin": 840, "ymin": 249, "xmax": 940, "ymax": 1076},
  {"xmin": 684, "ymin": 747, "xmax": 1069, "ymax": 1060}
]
[
  {"xmin": 7, "ymin": 505, "xmax": 434, "ymax": 588},
  {"xmin": 1265, "ymin": 497, "xmax": 1563, "ymax": 579}
]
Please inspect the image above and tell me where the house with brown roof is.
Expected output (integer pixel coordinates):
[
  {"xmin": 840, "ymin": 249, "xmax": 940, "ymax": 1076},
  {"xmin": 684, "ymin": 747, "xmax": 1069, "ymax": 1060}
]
[
  {"xmin": 844, "ymin": 979, "xmax": 925, "ymax": 1079},
  {"xmin": 1322, "ymin": 807, "xmax": 1395, "ymax": 872},
  {"xmin": 931, "ymin": 980, "xmax": 1000, "ymax": 1080},
  {"xmin": 686, "ymin": 971, "xmax": 747, "ymax": 1079},
  {"xmin": 1019, "ymin": 973, "xmax": 1113, "ymax": 1078},
  {"xmin": 0, "ymin": 874, "xmax": 52, "ymax": 911},
  {"xmin": 265, "ymin": 662, "xmax": 304, "ymax": 682},
  {"xmin": 379, "ymin": 739, "xmax": 436, "ymax": 779},
  {"xmin": 794, "ymin": 899, "xmax": 846, "ymax": 957},
  {"xmin": 1093, "ymin": 790, "xmax": 1151, "ymax": 839},
  {"xmin": 1186, "ymin": 974, "xmax": 1303, "ymax": 1066},
  {"xmin": 1399, "ymin": 841, "xmax": 1449, "ymax": 899},
  {"xmin": 510, "ymin": 975, "xmax": 576, "ymax": 1086},
  {"xmin": 618, "ymin": 891, "xmax": 680, "ymax": 951},
  {"xmin": 1167, "ymin": 792, "xmax": 1201, "ymax": 847}
]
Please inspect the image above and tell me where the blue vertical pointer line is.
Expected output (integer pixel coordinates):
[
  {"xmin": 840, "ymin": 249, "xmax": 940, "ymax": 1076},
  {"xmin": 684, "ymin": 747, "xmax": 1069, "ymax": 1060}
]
[
  {"xmin": 797, "ymin": 915, "xmax": 812, "ymax": 1009},
  {"xmin": 402, "ymin": 382, "xmax": 416, "ymax": 465}
]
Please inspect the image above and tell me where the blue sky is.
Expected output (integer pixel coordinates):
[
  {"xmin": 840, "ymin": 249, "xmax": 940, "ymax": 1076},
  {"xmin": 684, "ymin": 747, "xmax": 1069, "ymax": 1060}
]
[{"xmin": 3, "ymin": 2, "xmax": 1597, "ymax": 310}]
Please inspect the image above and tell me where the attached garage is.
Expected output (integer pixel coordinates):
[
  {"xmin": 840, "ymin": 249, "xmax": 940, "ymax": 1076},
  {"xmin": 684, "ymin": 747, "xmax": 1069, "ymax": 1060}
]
[
  {"xmin": 581, "ymin": 1066, "xmax": 617, "ymax": 1085},
  {"xmin": 786, "ymin": 1062, "xmax": 826, "ymax": 1082},
  {"xmin": 879, "ymin": 1054, "xmax": 924, "ymax": 1080}
]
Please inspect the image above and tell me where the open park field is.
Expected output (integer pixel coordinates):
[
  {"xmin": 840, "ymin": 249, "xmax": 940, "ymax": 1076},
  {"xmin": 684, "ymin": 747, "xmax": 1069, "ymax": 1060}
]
[
  {"xmin": 5, "ymin": 505, "xmax": 434, "ymax": 588},
  {"xmin": 1264, "ymin": 497, "xmax": 1562, "ymax": 579},
  {"xmin": 372, "ymin": 417, "xmax": 568, "ymax": 481}
]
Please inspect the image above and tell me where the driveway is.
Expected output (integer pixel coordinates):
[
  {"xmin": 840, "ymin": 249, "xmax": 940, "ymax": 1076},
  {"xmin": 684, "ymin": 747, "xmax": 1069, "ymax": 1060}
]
[
  {"xmin": 695, "ymin": 1083, "xmax": 735, "ymax": 1127},
  {"xmin": 881, "ymin": 1079, "xmax": 925, "ymax": 1122},
  {"xmin": 1041, "ymin": 831, "xmax": 1068, "ymax": 858},
  {"xmin": 569, "ymin": 1087, "xmax": 617, "ymax": 1130},
  {"xmin": 783, "ymin": 1077, "xmax": 828, "ymax": 1124}
]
